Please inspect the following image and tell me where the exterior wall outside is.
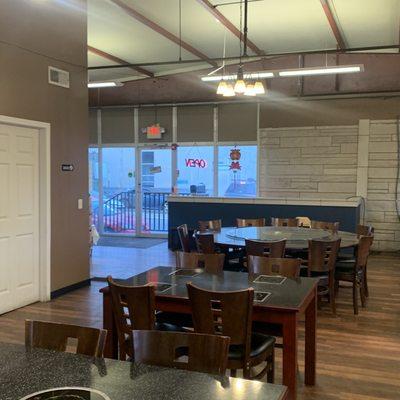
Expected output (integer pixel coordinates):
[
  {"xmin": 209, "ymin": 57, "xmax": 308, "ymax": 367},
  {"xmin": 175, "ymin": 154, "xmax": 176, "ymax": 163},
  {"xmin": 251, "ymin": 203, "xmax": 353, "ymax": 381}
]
[{"xmin": 259, "ymin": 120, "xmax": 400, "ymax": 251}]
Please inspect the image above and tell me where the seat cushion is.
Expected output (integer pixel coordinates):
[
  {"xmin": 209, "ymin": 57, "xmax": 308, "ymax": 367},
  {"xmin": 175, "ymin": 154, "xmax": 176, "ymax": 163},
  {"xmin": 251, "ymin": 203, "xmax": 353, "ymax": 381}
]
[
  {"xmin": 228, "ymin": 332, "xmax": 275, "ymax": 360},
  {"xmin": 336, "ymin": 260, "xmax": 356, "ymax": 273},
  {"xmin": 156, "ymin": 311, "xmax": 193, "ymax": 328},
  {"xmin": 252, "ymin": 321, "xmax": 283, "ymax": 337}
]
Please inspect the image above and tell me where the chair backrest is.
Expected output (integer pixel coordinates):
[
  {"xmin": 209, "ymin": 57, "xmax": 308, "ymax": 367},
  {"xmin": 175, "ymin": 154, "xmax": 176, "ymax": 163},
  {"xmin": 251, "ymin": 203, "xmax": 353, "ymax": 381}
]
[
  {"xmin": 310, "ymin": 220, "xmax": 339, "ymax": 233},
  {"xmin": 177, "ymin": 224, "xmax": 191, "ymax": 252},
  {"xmin": 247, "ymin": 256, "xmax": 301, "ymax": 278},
  {"xmin": 245, "ymin": 238, "xmax": 286, "ymax": 258},
  {"xmin": 296, "ymin": 216, "xmax": 311, "ymax": 228},
  {"xmin": 175, "ymin": 251, "xmax": 225, "ymax": 274},
  {"xmin": 236, "ymin": 218, "xmax": 266, "ymax": 227},
  {"xmin": 187, "ymin": 283, "xmax": 253, "ymax": 357},
  {"xmin": 132, "ymin": 330, "xmax": 230, "ymax": 375},
  {"xmin": 271, "ymin": 217, "xmax": 298, "ymax": 227},
  {"xmin": 357, "ymin": 224, "xmax": 374, "ymax": 237},
  {"xmin": 198, "ymin": 219, "xmax": 222, "ymax": 232},
  {"xmin": 25, "ymin": 320, "xmax": 106, "ymax": 358},
  {"xmin": 195, "ymin": 232, "xmax": 216, "ymax": 254},
  {"xmin": 356, "ymin": 236, "xmax": 374, "ymax": 269},
  {"xmin": 307, "ymin": 238, "xmax": 341, "ymax": 273},
  {"xmin": 107, "ymin": 276, "xmax": 156, "ymax": 358}
]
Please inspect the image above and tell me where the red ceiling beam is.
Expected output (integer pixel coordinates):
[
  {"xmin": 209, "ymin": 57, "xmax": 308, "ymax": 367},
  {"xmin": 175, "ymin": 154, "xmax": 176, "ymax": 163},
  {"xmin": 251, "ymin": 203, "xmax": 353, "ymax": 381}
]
[
  {"xmin": 110, "ymin": 0, "xmax": 218, "ymax": 67},
  {"xmin": 320, "ymin": 0, "xmax": 346, "ymax": 50},
  {"xmin": 195, "ymin": 0, "xmax": 264, "ymax": 56},
  {"xmin": 88, "ymin": 45, "xmax": 154, "ymax": 77}
]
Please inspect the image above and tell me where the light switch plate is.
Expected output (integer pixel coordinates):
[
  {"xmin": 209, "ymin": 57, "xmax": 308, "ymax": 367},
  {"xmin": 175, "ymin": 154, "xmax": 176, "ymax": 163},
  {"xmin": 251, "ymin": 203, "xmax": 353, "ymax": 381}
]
[{"xmin": 78, "ymin": 199, "xmax": 83, "ymax": 210}]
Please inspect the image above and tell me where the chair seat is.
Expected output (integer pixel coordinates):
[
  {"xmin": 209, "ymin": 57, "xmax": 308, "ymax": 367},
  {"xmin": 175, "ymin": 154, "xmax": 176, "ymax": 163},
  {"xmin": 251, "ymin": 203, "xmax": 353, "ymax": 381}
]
[
  {"xmin": 228, "ymin": 332, "xmax": 275, "ymax": 360},
  {"xmin": 252, "ymin": 322, "xmax": 282, "ymax": 337},
  {"xmin": 156, "ymin": 312, "xmax": 193, "ymax": 328},
  {"xmin": 335, "ymin": 260, "xmax": 356, "ymax": 275}
]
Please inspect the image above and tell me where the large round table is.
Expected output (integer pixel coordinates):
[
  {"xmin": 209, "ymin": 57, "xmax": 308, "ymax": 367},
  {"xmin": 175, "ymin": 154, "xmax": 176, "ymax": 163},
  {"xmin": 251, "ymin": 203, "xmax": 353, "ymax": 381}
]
[{"xmin": 213, "ymin": 226, "xmax": 359, "ymax": 250}]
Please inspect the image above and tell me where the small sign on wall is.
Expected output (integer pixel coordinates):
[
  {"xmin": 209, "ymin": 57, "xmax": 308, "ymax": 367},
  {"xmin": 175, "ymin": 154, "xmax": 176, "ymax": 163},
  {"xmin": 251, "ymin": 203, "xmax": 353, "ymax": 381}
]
[{"xmin": 61, "ymin": 164, "xmax": 74, "ymax": 172}]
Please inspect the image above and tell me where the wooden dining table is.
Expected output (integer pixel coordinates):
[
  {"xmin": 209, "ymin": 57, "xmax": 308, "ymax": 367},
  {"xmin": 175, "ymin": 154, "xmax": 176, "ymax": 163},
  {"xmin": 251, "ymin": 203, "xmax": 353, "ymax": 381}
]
[{"xmin": 100, "ymin": 267, "xmax": 318, "ymax": 400}]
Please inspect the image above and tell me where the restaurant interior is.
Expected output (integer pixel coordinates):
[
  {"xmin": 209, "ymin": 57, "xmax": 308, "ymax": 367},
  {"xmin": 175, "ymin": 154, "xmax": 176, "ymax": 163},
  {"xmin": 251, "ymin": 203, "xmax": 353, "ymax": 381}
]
[{"xmin": 0, "ymin": 1, "xmax": 399, "ymax": 399}]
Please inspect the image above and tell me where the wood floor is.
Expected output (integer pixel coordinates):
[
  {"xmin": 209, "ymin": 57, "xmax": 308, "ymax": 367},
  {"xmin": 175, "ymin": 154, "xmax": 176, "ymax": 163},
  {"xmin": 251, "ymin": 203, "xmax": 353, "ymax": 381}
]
[{"xmin": 1, "ymin": 249, "xmax": 399, "ymax": 400}]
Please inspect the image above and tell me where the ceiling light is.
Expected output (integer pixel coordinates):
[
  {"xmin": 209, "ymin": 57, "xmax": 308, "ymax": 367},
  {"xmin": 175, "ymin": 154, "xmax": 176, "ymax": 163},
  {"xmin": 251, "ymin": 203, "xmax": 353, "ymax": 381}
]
[
  {"xmin": 278, "ymin": 65, "xmax": 363, "ymax": 77},
  {"xmin": 253, "ymin": 81, "xmax": 265, "ymax": 94},
  {"xmin": 201, "ymin": 72, "xmax": 274, "ymax": 82},
  {"xmin": 216, "ymin": 80, "xmax": 228, "ymax": 95},
  {"xmin": 222, "ymin": 83, "xmax": 236, "ymax": 97},
  {"xmin": 234, "ymin": 79, "xmax": 246, "ymax": 94},
  {"xmin": 244, "ymin": 83, "xmax": 256, "ymax": 96},
  {"xmin": 88, "ymin": 81, "xmax": 123, "ymax": 88}
]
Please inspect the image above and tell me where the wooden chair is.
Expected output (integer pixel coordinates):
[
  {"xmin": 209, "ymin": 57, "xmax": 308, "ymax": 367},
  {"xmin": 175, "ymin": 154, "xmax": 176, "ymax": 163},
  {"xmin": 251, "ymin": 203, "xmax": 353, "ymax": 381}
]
[
  {"xmin": 305, "ymin": 238, "xmax": 341, "ymax": 314},
  {"xmin": 177, "ymin": 224, "xmax": 191, "ymax": 252},
  {"xmin": 195, "ymin": 232, "xmax": 216, "ymax": 254},
  {"xmin": 310, "ymin": 220, "xmax": 339, "ymax": 233},
  {"xmin": 175, "ymin": 251, "xmax": 225, "ymax": 274},
  {"xmin": 187, "ymin": 283, "xmax": 275, "ymax": 381},
  {"xmin": 198, "ymin": 219, "xmax": 222, "ymax": 232},
  {"xmin": 357, "ymin": 224, "xmax": 374, "ymax": 237},
  {"xmin": 248, "ymin": 256, "xmax": 301, "ymax": 278},
  {"xmin": 245, "ymin": 238, "xmax": 286, "ymax": 258},
  {"xmin": 271, "ymin": 217, "xmax": 298, "ymax": 227},
  {"xmin": 132, "ymin": 330, "xmax": 230, "ymax": 375},
  {"xmin": 25, "ymin": 320, "xmax": 106, "ymax": 358},
  {"xmin": 236, "ymin": 218, "xmax": 266, "ymax": 227},
  {"xmin": 296, "ymin": 216, "xmax": 311, "ymax": 228},
  {"xmin": 335, "ymin": 236, "xmax": 373, "ymax": 314}
]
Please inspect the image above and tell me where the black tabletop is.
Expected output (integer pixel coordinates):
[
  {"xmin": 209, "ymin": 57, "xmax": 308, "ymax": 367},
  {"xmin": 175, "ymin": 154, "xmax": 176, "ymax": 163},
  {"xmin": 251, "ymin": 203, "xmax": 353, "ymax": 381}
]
[
  {"xmin": 213, "ymin": 226, "xmax": 358, "ymax": 249},
  {"xmin": 121, "ymin": 266, "xmax": 318, "ymax": 311},
  {"xmin": 0, "ymin": 342, "xmax": 287, "ymax": 400}
]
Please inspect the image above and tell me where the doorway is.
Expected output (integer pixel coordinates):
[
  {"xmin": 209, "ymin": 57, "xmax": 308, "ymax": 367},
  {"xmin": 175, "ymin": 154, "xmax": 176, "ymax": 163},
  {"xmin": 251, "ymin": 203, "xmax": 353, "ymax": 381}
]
[{"xmin": 0, "ymin": 116, "xmax": 50, "ymax": 314}]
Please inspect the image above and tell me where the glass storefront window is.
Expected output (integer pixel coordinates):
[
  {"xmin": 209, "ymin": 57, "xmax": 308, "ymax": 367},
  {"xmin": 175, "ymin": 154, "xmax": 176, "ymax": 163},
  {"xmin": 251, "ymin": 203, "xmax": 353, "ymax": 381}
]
[
  {"xmin": 177, "ymin": 146, "xmax": 214, "ymax": 196},
  {"xmin": 218, "ymin": 145, "xmax": 257, "ymax": 198},
  {"xmin": 88, "ymin": 147, "xmax": 99, "ymax": 228}
]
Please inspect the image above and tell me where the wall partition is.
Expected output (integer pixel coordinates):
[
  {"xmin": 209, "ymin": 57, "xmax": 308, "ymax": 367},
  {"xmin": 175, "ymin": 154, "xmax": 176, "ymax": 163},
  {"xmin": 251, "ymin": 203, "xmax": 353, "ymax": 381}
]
[{"xmin": 89, "ymin": 103, "xmax": 259, "ymax": 236}]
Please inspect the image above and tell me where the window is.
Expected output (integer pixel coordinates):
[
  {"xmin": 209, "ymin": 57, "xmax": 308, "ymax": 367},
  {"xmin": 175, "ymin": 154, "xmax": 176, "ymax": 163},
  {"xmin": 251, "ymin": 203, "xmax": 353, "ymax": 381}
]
[
  {"xmin": 88, "ymin": 147, "xmax": 99, "ymax": 227},
  {"xmin": 177, "ymin": 146, "xmax": 214, "ymax": 195},
  {"xmin": 218, "ymin": 145, "xmax": 257, "ymax": 198}
]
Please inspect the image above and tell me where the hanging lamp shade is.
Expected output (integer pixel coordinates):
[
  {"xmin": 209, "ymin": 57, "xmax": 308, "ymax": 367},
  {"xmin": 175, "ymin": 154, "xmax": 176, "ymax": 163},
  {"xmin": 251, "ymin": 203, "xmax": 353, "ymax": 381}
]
[
  {"xmin": 244, "ymin": 83, "xmax": 256, "ymax": 96},
  {"xmin": 223, "ymin": 83, "xmax": 236, "ymax": 97},
  {"xmin": 234, "ymin": 65, "xmax": 246, "ymax": 93},
  {"xmin": 254, "ymin": 80, "xmax": 265, "ymax": 94},
  {"xmin": 216, "ymin": 80, "xmax": 228, "ymax": 95}
]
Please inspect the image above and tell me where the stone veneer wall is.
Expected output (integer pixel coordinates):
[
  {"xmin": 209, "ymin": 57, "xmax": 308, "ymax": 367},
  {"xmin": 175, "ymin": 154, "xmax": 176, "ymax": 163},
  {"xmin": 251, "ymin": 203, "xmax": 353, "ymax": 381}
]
[{"xmin": 259, "ymin": 120, "xmax": 400, "ymax": 251}]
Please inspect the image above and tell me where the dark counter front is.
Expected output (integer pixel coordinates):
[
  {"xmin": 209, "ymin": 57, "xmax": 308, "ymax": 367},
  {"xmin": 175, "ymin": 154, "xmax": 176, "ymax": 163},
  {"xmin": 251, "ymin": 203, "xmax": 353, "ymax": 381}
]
[
  {"xmin": 0, "ymin": 342, "xmax": 287, "ymax": 400},
  {"xmin": 168, "ymin": 199, "xmax": 361, "ymax": 249}
]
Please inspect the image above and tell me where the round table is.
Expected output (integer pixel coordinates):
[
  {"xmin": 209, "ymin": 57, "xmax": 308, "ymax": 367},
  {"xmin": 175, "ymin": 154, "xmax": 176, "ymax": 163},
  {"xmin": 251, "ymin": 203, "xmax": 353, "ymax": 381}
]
[{"xmin": 213, "ymin": 226, "xmax": 359, "ymax": 250}]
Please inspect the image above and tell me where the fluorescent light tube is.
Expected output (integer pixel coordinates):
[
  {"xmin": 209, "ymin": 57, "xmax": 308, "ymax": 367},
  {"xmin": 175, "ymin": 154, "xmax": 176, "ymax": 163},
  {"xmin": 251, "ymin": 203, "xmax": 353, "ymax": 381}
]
[
  {"xmin": 201, "ymin": 71, "xmax": 274, "ymax": 82},
  {"xmin": 88, "ymin": 81, "xmax": 122, "ymax": 88},
  {"xmin": 278, "ymin": 65, "xmax": 363, "ymax": 77}
]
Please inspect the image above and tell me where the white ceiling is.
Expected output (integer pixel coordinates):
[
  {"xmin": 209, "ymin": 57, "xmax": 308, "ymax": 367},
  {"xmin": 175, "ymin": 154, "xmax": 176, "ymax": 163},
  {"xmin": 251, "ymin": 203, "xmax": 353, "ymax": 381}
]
[{"xmin": 87, "ymin": 0, "xmax": 400, "ymax": 82}]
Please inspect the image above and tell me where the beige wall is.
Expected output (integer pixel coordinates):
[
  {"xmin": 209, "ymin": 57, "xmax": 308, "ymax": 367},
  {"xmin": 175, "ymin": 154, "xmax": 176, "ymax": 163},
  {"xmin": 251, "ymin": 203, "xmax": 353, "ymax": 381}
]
[{"xmin": 0, "ymin": 0, "xmax": 89, "ymax": 291}]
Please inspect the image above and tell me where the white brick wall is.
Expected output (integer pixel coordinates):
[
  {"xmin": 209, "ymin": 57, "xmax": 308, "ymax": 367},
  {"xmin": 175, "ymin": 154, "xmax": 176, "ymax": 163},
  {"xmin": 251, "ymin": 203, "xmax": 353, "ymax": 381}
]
[{"xmin": 259, "ymin": 120, "xmax": 400, "ymax": 251}]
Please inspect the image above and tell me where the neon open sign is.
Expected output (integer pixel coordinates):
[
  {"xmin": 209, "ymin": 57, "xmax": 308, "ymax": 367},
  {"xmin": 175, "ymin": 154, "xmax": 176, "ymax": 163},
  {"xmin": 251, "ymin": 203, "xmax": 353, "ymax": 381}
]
[{"xmin": 185, "ymin": 158, "xmax": 207, "ymax": 168}]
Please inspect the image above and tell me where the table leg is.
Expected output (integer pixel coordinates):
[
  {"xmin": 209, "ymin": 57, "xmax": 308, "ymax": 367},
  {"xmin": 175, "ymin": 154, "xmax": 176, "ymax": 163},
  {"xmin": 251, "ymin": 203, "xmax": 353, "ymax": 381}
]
[
  {"xmin": 304, "ymin": 286, "xmax": 317, "ymax": 385},
  {"xmin": 102, "ymin": 290, "xmax": 118, "ymax": 359},
  {"xmin": 282, "ymin": 313, "xmax": 298, "ymax": 400}
]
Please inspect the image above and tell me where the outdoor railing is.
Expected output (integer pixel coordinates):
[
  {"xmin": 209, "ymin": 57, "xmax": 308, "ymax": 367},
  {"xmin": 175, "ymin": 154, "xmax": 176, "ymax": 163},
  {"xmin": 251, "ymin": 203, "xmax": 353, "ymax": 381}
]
[{"xmin": 93, "ymin": 190, "xmax": 169, "ymax": 233}]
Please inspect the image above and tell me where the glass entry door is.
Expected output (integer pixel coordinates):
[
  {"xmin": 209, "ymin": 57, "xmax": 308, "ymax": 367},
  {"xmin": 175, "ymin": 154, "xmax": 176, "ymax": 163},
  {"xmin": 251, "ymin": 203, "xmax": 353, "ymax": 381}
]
[
  {"xmin": 139, "ymin": 148, "xmax": 172, "ymax": 235},
  {"xmin": 101, "ymin": 147, "xmax": 136, "ymax": 234}
]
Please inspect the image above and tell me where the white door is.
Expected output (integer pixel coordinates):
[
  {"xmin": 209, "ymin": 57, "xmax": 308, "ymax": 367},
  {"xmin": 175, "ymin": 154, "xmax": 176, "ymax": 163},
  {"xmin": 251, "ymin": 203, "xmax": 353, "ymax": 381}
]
[{"xmin": 0, "ymin": 124, "xmax": 40, "ymax": 314}]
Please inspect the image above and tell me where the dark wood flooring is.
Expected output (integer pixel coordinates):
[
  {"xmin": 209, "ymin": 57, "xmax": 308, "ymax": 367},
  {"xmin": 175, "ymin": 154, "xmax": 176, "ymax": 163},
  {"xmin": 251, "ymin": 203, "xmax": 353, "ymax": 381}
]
[{"xmin": 1, "ymin": 251, "xmax": 399, "ymax": 400}]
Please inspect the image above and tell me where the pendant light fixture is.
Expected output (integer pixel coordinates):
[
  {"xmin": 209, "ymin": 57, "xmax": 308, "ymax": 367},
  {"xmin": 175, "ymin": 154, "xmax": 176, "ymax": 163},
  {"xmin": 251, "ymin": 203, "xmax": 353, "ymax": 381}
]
[
  {"xmin": 234, "ymin": 65, "xmax": 246, "ymax": 93},
  {"xmin": 223, "ymin": 83, "xmax": 236, "ymax": 97},
  {"xmin": 253, "ymin": 80, "xmax": 266, "ymax": 94},
  {"xmin": 216, "ymin": 80, "xmax": 228, "ymax": 95}
]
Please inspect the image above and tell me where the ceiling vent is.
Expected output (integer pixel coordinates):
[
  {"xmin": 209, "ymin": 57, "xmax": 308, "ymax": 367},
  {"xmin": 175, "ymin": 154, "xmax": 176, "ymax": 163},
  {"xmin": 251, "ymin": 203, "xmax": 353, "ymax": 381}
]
[{"xmin": 48, "ymin": 66, "xmax": 70, "ymax": 88}]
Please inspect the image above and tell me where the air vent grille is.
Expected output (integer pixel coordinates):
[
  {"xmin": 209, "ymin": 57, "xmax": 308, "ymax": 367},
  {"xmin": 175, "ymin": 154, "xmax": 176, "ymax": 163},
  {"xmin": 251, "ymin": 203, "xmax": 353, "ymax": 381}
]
[{"xmin": 48, "ymin": 66, "xmax": 70, "ymax": 88}]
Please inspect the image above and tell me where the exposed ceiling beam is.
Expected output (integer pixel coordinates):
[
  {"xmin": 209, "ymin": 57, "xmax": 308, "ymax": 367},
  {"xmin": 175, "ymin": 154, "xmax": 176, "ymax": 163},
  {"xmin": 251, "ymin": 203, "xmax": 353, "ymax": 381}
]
[
  {"xmin": 109, "ymin": 0, "xmax": 218, "ymax": 67},
  {"xmin": 320, "ymin": 0, "xmax": 346, "ymax": 49},
  {"xmin": 88, "ymin": 45, "xmax": 154, "ymax": 77},
  {"xmin": 195, "ymin": 0, "xmax": 264, "ymax": 56}
]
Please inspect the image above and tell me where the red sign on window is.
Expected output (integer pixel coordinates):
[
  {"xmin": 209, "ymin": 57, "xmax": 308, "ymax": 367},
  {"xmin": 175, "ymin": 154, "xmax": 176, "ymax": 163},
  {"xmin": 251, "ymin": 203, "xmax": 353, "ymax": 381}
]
[{"xmin": 185, "ymin": 158, "xmax": 207, "ymax": 168}]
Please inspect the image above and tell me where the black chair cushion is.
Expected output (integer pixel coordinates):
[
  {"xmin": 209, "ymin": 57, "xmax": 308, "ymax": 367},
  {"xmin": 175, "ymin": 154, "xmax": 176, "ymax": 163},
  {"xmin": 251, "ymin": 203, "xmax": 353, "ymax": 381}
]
[
  {"xmin": 228, "ymin": 332, "xmax": 275, "ymax": 360},
  {"xmin": 252, "ymin": 321, "xmax": 283, "ymax": 337},
  {"xmin": 156, "ymin": 311, "xmax": 193, "ymax": 328},
  {"xmin": 336, "ymin": 260, "xmax": 356, "ymax": 272}
]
